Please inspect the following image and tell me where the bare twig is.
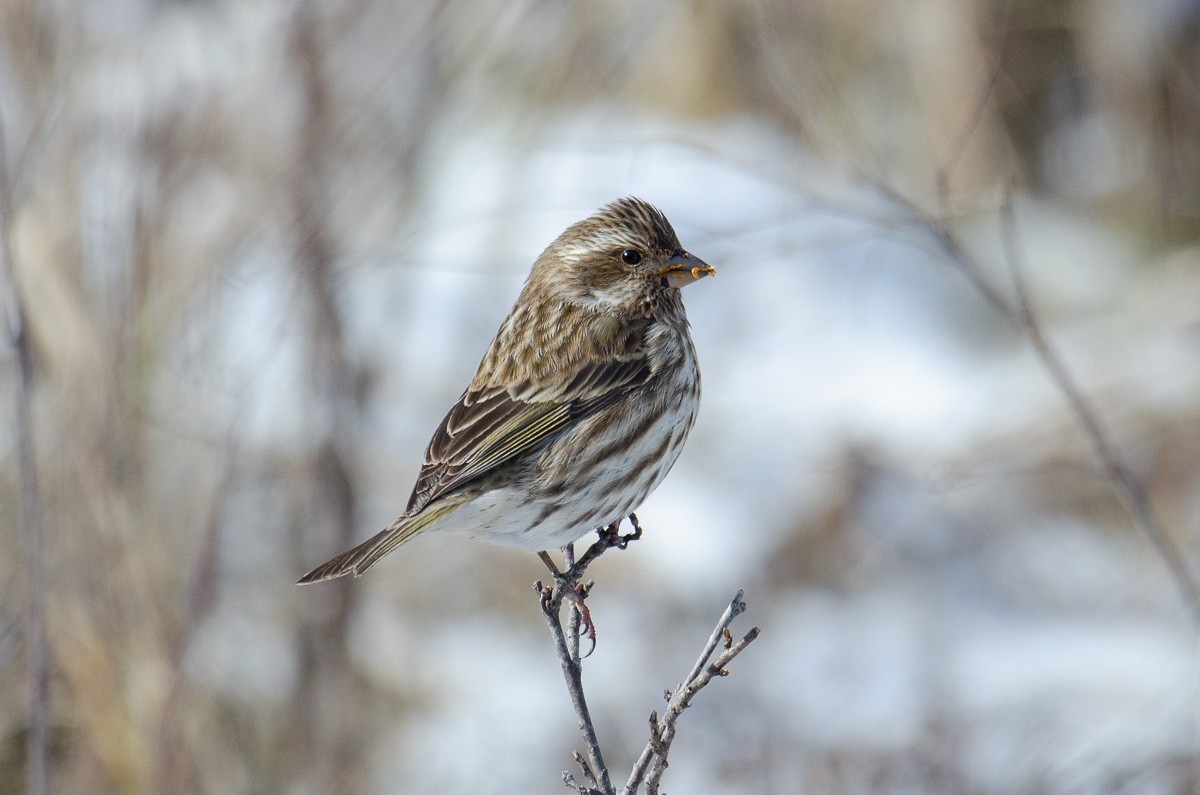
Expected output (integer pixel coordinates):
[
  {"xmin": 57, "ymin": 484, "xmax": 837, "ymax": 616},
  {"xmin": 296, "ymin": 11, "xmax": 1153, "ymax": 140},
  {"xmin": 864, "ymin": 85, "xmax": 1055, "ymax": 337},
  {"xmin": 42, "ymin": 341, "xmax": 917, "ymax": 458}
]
[
  {"xmin": 0, "ymin": 108, "xmax": 50, "ymax": 795},
  {"xmin": 288, "ymin": 6, "xmax": 370, "ymax": 790},
  {"xmin": 536, "ymin": 515, "xmax": 653, "ymax": 794},
  {"xmin": 564, "ymin": 544, "xmax": 583, "ymax": 665},
  {"xmin": 539, "ymin": 519, "xmax": 761, "ymax": 794},
  {"xmin": 622, "ymin": 591, "xmax": 760, "ymax": 795},
  {"xmin": 870, "ymin": 182, "xmax": 1200, "ymax": 623},
  {"xmin": 537, "ymin": 530, "xmax": 624, "ymax": 795},
  {"xmin": 682, "ymin": 589, "xmax": 748, "ymax": 686},
  {"xmin": 149, "ymin": 446, "xmax": 238, "ymax": 794}
]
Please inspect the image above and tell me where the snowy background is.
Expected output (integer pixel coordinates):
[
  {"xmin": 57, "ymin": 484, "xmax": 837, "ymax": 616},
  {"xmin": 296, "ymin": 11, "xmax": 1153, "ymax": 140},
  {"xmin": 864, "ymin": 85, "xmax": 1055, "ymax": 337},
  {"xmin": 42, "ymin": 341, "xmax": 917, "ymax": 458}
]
[{"xmin": 1, "ymin": 1, "xmax": 1199, "ymax": 793}]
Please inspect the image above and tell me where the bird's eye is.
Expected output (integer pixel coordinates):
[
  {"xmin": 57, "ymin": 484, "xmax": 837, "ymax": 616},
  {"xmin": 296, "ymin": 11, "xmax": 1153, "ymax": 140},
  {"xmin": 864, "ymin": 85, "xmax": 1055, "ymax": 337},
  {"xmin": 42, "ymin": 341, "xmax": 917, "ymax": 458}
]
[{"xmin": 620, "ymin": 249, "xmax": 643, "ymax": 265}]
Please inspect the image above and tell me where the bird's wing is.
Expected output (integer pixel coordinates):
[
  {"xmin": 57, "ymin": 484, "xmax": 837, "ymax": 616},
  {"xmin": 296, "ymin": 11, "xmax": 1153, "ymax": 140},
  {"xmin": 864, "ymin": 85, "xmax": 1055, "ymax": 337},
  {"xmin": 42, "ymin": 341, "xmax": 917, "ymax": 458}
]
[{"xmin": 404, "ymin": 355, "xmax": 652, "ymax": 515}]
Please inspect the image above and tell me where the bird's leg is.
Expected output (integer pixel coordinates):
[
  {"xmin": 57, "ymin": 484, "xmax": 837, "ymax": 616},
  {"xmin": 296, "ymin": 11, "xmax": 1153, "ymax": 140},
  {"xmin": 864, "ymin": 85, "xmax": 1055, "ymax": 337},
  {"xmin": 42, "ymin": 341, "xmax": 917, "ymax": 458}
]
[
  {"xmin": 568, "ymin": 581, "xmax": 596, "ymax": 658},
  {"xmin": 541, "ymin": 536, "xmax": 612, "ymax": 657},
  {"xmin": 538, "ymin": 517, "xmax": 646, "ymax": 655},
  {"xmin": 537, "ymin": 545, "xmax": 597, "ymax": 651},
  {"xmin": 538, "ymin": 550, "xmax": 562, "ymax": 576}
]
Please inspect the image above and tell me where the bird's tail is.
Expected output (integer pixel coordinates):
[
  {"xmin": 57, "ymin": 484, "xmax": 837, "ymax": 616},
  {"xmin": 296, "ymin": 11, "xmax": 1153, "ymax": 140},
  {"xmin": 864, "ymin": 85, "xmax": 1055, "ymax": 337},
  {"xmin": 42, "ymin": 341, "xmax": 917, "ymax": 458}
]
[{"xmin": 297, "ymin": 501, "xmax": 461, "ymax": 584}]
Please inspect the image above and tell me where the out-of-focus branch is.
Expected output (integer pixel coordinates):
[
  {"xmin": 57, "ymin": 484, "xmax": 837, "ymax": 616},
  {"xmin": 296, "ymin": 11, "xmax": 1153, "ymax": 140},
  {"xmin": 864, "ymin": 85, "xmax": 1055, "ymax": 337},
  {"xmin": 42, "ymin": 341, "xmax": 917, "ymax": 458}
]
[
  {"xmin": 933, "ymin": 0, "xmax": 1016, "ymax": 205},
  {"xmin": 996, "ymin": 199, "xmax": 1200, "ymax": 622},
  {"xmin": 0, "ymin": 110, "xmax": 50, "ymax": 795},
  {"xmin": 149, "ymin": 447, "xmax": 237, "ymax": 794},
  {"xmin": 872, "ymin": 181, "xmax": 1200, "ymax": 624},
  {"xmin": 289, "ymin": 7, "xmax": 370, "ymax": 793},
  {"xmin": 536, "ymin": 521, "xmax": 760, "ymax": 795}
]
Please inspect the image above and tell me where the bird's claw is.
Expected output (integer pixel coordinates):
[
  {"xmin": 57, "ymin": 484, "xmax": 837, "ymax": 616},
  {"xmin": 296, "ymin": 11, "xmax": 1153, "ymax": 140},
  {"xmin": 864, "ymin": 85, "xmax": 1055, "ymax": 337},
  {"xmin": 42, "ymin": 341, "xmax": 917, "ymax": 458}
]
[
  {"xmin": 564, "ymin": 583, "xmax": 598, "ymax": 657},
  {"xmin": 599, "ymin": 513, "xmax": 644, "ymax": 550},
  {"xmin": 538, "ymin": 554, "xmax": 596, "ymax": 653},
  {"xmin": 539, "ymin": 519, "xmax": 645, "ymax": 656},
  {"xmin": 623, "ymin": 513, "xmax": 643, "ymax": 547},
  {"xmin": 538, "ymin": 582, "xmax": 555, "ymax": 615}
]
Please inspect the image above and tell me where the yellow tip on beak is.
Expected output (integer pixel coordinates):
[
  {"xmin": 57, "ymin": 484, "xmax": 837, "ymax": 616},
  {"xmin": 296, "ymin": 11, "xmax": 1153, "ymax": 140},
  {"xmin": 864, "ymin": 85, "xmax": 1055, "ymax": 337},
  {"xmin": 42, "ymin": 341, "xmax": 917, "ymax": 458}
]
[{"xmin": 660, "ymin": 251, "xmax": 715, "ymax": 288}]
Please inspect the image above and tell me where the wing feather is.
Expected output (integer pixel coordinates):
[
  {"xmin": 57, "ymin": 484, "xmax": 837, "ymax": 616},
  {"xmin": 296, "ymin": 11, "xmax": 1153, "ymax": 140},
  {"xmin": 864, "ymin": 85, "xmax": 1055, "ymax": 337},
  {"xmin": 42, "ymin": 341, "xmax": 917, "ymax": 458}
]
[{"xmin": 404, "ymin": 356, "xmax": 651, "ymax": 514}]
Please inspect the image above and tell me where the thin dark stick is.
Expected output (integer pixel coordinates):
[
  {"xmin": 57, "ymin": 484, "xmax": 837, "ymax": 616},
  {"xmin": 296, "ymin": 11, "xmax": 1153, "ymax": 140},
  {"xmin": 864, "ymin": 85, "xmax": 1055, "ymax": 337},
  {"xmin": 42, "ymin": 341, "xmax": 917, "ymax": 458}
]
[
  {"xmin": 0, "ymin": 112, "xmax": 49, "ymax": 795},
  {"xmin": 149, "ymin": 448, "xmax": 237, "ymax": 793},
  {"xmin": 933, "ymin": 0, "xmax": 1015, "ymax": 203},
  {"xmin": 539, "ymin": 526, "xmax": 760, "ymax": 793},
  {"xmin": 537, "ymin": 581, "xmax": 612, "ymax": 794},
  {"xmin": 537, "ymin": 535, "xmax": 615, "ymax": 795},
  {"xmin": 996, "ymin": 198, "xmax": 1200, "ymax": 621},
  {"xmin": 869, "ymin": 181, "xmax": 1200, "ymax": 622}
]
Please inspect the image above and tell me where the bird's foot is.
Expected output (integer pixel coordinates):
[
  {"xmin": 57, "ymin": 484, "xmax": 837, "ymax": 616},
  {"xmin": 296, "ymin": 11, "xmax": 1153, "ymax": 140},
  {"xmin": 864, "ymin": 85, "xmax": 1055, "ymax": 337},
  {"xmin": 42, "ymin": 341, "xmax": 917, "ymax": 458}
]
[
  {"xmin": 536, "ymin": 519, "xmax": 643, "ymax": 656},
  {"xmin": 538, "ymin": 548, "xmax": 599, "ymax": 656},
  {"xmin": 598, "ymin": 513, "xmax": 643, "ymax": 550},
  {"xmin": 563, "ymin": 581, "xmax": 597, "ymax": 657}
]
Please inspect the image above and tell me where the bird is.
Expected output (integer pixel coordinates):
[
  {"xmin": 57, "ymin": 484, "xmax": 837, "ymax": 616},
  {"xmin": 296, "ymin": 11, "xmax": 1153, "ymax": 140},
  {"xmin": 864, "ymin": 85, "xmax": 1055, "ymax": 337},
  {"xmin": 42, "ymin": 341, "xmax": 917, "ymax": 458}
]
[{"xmin": 298, "ymin": 197, "xmax": 713, "ymax": 584}]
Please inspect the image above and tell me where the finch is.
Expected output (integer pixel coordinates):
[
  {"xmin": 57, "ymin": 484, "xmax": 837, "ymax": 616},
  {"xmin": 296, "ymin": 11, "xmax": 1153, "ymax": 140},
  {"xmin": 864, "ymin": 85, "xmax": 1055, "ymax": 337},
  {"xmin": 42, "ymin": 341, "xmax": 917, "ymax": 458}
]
[{"xmin": 299, "ymin": 197, "xmax": 713, "ymax": 583}]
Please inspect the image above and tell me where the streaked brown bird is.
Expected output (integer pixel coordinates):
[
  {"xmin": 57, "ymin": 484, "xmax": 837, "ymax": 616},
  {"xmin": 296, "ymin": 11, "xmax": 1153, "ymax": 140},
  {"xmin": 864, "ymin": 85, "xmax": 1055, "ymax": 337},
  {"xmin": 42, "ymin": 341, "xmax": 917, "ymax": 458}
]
[{"xmin": 299, "ymin": 197, "xmax": 713, "ymax": 584}]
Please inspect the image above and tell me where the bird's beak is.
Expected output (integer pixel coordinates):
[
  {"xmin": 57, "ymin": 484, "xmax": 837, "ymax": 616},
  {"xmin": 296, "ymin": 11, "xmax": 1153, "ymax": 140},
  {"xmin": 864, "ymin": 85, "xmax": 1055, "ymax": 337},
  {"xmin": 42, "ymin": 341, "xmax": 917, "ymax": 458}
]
[{"xmin": 659, "ymin": 250, "xmax": 715, "ymax": 289}]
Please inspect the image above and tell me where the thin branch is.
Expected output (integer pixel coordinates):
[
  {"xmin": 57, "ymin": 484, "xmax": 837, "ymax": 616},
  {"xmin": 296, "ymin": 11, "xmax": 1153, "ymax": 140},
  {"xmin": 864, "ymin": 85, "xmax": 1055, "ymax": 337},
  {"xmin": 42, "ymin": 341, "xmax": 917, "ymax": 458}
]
[
  {"xmin": 0, "ymin": 106, "xmax": 50, "ymax": 795},
  {"xmin": 622, "ymin": 591, "xmax": 760, "ymax": 795},
  {"xmin": 537, "ymin": 535, "xmax": 617, "ymax": 795},
  {"xmin": 682, "ymin": 589, "xmax": 748, "ymax": 686},
  {"xmin": 149, "ymin": 445, "xmax": 238, "ymax": 794},
  {"xmin": 645, "ymin": 629, "xmax": 760, "ymax": 795},
  {"xmin": 538, "ymin": 520, "xmax": 761, "ymax": 794},
  {"xmin": 870, "ymin": 181, "xmax": 1200, "ymax": 623},
  {"xmin": 933, "ymin": 0, "xmax": 1015, "ymax": 204},
  {"xmin": 564, "ymin": 544, "xmax": 583, "ymax": 665},
  {"xmin": 996, "ymin": 197, "xmax": 1200, "ymax": 621}
]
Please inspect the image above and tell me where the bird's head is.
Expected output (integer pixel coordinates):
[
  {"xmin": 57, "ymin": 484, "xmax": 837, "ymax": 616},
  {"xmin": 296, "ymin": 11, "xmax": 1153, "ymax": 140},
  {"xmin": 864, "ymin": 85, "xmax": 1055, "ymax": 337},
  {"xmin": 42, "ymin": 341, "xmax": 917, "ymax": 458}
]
[{"xmin": 530, "ymin": 197, "xmax": 714, "ymax": 318}]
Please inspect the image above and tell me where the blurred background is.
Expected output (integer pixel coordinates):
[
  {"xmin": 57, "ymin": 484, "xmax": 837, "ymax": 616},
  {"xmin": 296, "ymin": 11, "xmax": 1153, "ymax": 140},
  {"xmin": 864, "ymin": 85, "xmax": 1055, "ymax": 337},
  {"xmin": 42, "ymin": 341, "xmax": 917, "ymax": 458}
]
[{"xmin": 2, "ymin": 0, "xmax": 1199, "ymax": 792}]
